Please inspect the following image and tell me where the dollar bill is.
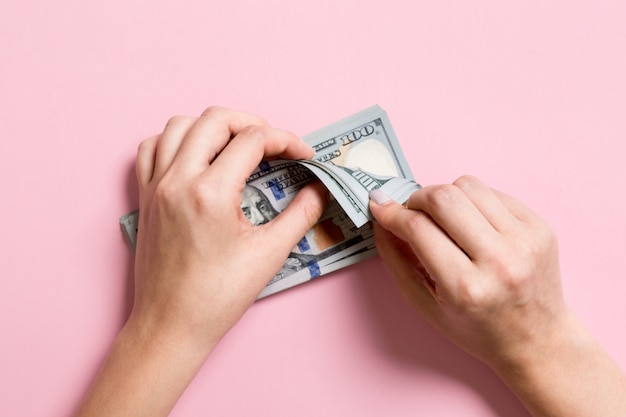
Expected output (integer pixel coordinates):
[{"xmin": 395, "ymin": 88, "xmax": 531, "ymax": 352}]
[{"xmin": 120, "ymin": 105, "xmax": 420, "ymax": 298}]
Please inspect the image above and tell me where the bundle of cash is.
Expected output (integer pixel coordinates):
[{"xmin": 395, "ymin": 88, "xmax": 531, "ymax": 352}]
[{"xmin": 120, "ymin": 105, "xmax": 420, "ymax": 298}]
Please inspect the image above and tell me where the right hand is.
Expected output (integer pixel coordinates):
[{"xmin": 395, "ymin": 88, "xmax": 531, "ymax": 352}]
[
  {"xmin": 369, "ymin": 175, "xmax": 567, "ymax": 369},
  {"xmin": 369, "ymin": 175, "xmax": 626, "ymax": 417}
]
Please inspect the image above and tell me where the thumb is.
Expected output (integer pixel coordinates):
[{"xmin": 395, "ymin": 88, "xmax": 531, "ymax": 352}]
[
  {"xmin": 369, "ymin": 189, "xmax": 419, "ymax": 242},
  {"xmin": 264, "ymin": 181, "xmax": 328, "ymax": 255}
]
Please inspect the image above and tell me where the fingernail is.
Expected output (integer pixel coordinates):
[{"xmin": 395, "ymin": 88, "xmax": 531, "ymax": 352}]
[{"xmin": 370, "ymin": 189, "xmax": 392, "ymax": 205}]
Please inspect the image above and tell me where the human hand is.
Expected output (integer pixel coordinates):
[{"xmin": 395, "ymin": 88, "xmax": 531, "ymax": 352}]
[
  {"xmin": 369, "ymin": 175, "xmax": 626, "ymax": 416},
  {"xmin": 369, "ymin": 175, "xmax": 566, "ymax": 369},
  {"xmin": 130, "ymin": 106, "xmax": 326, "ymax": 353},
  {"xmin": 76, "ymin": 107, "xmax": 327, "ymax": 417}
]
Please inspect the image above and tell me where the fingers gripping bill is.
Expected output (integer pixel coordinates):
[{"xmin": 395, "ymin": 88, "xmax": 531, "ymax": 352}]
[{"xmin": 121, "ymin": 105, "xmax": 420, "ymax": 298}]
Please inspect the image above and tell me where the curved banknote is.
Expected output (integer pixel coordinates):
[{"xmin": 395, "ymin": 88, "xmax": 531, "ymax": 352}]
[{"xmin": 120, "ymin": 105, "xmax": 421, "ymax": 298}]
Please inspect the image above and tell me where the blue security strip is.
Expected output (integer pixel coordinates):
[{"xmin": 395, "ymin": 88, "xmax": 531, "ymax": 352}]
[
  {"xmin": 258, "ymin": 161, "xmax": 271, "ymax": 172},
  {"xmin": 308, "ymin": 261, "xmax": 321, "ymax": 278},
  {"xmin": 268, "ymin": 179, "xmax": 286, "ymax": 200},
  {"xmin": 297, "ymin": 236, "xmax": 311, "ymax": 252}
]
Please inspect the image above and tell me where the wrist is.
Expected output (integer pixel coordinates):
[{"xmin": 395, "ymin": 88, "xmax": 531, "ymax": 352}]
[
  {"xmin": 490, "ymin": 306, "xmax": 583, "ymax": 380},
  {"xmin": 75, "ymin": 314, "xmax": 215, "ymax": 417},
  {"xmin": 488, "ymin": 307, "xmax": 626, "ymax": 417},
  {"xmin": 121, "ymin": 310, "xmax": 217, "ymax": 365}
]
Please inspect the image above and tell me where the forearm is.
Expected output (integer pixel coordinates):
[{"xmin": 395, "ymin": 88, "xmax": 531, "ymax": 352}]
[
  {"xmin": 494, "ymin": 308, "xmax": 626, "ymax": 417},
  {"xmin": 75, "ymin": 319, "xmax": 212, "ymax": 417}
]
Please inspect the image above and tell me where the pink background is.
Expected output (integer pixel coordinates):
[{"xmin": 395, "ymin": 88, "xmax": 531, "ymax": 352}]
[{"xmin": 1, "ymin": 1, "xmax": 625, "ymax": 416}]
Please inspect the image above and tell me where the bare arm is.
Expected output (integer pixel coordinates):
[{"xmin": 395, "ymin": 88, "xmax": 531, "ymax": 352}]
[
  {"xmin": 74, "ymin": 107, "xmax": 326, "ymax": 417},
  {"xmin": 370, "ymin": 175, "xmax": 626, "ymax": 417}
]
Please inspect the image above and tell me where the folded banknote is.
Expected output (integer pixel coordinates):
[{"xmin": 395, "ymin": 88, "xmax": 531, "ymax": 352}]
[{"xmin": 120, "ymin": 105, "xmax": 420, "ymax": 298}]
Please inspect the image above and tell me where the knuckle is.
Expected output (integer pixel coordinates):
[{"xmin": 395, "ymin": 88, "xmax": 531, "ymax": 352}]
[
  {"xmin": 200, "ymin": 106, "xmax": 227, "ymax": 118},
  {"xmin": 201, "ymin": 107, "xmax": 269, "ymax": 130},
  {"xmin": 239, "ymin": 124, "xmax": 267, "ymax": 140},
  {"xmin": 404, "ymin": 210, "xmax": 431, "ymax": 234},
  {"xmin": 153, "ymin": 176, "xmax": 212, "ymax": 210},
  {"xmin": 187, "ymin": 180, "xmax": 213, "ymax": 211},
  {"xmin": 164, "ymin": 115, "xmax": 195, "ymax": 131},
  {"xmin": 500, "ymin": 256, "xmax": 533, "ymax": 289},
  {"xmin": 453, "ymin": 175, "xmax": 480, "ymax": 190},
  {"xmin": 153, "ymin": 178, "xmax": 178, "ymax": 207},
  {"xmin": 454, "ymin": 279, "xmax": 491, "ymax": 312},
  {"xmin": 426, "ymin": 184, "xmax": 462, "ymax": 209},
  {"xmin": 491, "ymin": 241, "xmax": 540, "ymax": 292},
  {"xmin": 137, "ymin": 136, "xmax": 158, "ymax": 153},
  {"xmin": 537, "ymin": 222, "xmax": 558, "ymax": 251}
]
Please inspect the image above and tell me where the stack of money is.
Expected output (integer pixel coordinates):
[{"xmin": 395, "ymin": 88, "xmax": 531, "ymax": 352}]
[{"xmin": 120, "ymin": 105, "xmax": 420, "ymax": 298}]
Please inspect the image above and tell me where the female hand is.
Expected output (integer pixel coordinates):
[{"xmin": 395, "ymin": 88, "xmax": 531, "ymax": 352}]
[
  {"xmin": 370, "ymin": 175, "xmax": 564, "ymax": 367},
  {"xmin": 76, "ymin": 107, "xmax": 326, "ymax": 417},
  {"xmin": 131, "ymin": 106, "xmax": 326, "ymax": 351},
  {"xmin": 369, "ymin": 175, "xmax": 626, "ymax": 417}
]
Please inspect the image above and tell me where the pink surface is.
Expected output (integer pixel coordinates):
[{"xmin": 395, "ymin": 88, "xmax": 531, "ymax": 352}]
[{"xmin": 1, "ymin": 1, "xmax": 625, "ymax": 416}]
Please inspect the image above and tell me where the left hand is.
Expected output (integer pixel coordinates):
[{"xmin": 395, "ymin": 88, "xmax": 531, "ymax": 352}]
[
  {"xmin": 131, "ymin": 106, "xmax": 327, "ymax": 353},
  {"xmin": 75, "ymin": 107, "xmax": 326, "ymax": 417}
]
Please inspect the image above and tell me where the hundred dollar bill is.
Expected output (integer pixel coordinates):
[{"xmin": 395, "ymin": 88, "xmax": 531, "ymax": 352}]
[{"xmin": 120, "ymin": 105, "xmax": 420, "ymax": 298}]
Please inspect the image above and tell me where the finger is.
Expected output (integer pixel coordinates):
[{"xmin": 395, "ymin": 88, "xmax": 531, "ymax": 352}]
[
  {"xmin": 452, "ymin": 175, "xmax": 520, "ymax": 232},
  {"xmin": 258, "ymin": 181, "xmax": 327, "ymax": 259},
  {"xmin": 492, "ymin": 189, "xmax": 540, "ymax": 225},
  {"xmin": 136, "ymin": 136, "xmax": 159, "ymax": 186},
  {"xmin": 171, "ymin": 107, "xmax": 270, "ymax": 175},
  {"xmin": 405, "ymin": 184, "xmax": 501, "ymax": 259},
  {"xmin": 373, "ymin": 223, "xmax": 440, "ymax": 315},
  {"xmin": 369, "ymin": 193, "xmax": 473, "ymax": 292},
  {"xmin": 152, "ymin": 116, "xmax": 197, "ymax": 181},
  {"xmin": 208, "ymin": 124, "xmax": 314, "ymax": 190}
]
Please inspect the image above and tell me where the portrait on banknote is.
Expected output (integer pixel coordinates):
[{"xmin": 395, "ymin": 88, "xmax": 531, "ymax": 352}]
[{"xmin": 120, "ymin": 105, "xmax": 420, "ymax": 298}]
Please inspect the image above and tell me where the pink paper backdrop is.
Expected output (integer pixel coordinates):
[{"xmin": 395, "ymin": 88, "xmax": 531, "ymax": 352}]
[{"xmin": 1, "ymin": 1, "xmax": 625, "ymax": 416}]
